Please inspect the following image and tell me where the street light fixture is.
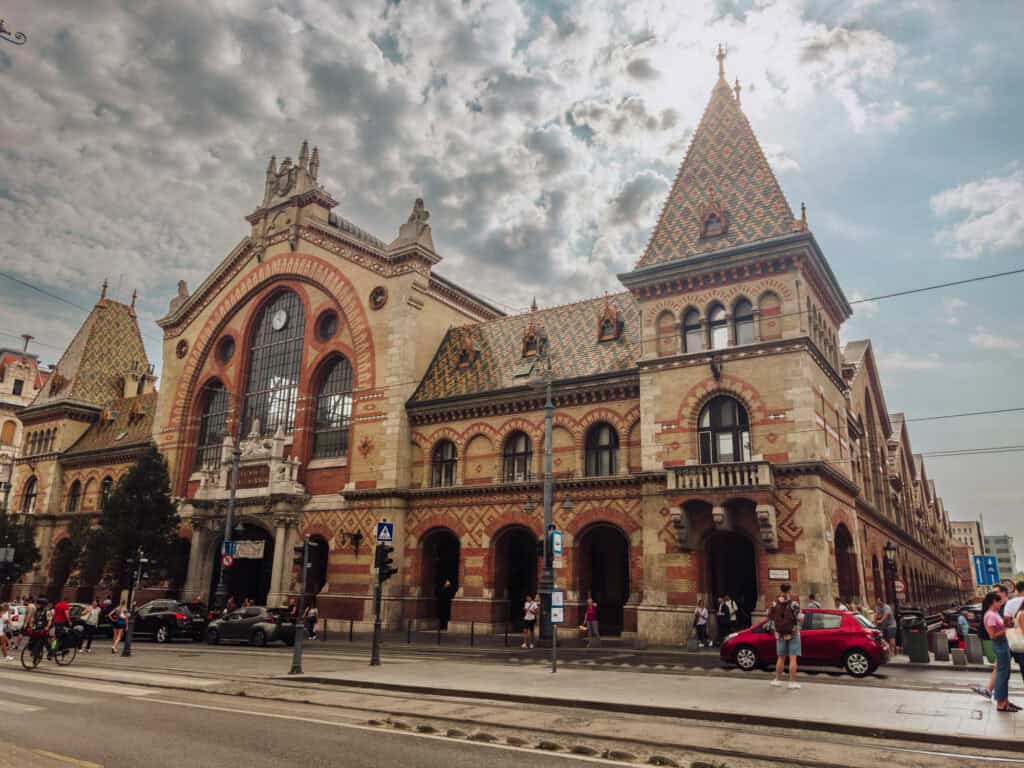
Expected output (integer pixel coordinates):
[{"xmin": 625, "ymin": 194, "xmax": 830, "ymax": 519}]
[{"xmin": 883, "ymin": 540, "xmax": 900, "ymax": 630}]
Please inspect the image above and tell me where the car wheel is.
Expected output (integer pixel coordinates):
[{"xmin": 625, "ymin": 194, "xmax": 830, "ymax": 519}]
[
  {"xmin": 734, "ymin": 645, "xmax": 759, "ymax": 671},
  {"xmin": 155, "ymin": 625, "xmax": 170, "ymax": 644},
  {"xmin": 844, "ymin": 649, "xmax": 872, "ymax": 678},
  {"xmin": 206, "ymin": 628, "xmax": 220, "ymax": 645},
  {"xmin": 251, "ymin": 629, "xmax": 267, "ymax": 647}
]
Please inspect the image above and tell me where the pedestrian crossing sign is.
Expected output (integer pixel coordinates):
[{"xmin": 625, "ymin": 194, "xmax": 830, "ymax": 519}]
[{"xmin": 376, "ymin": 521, "xmax": 394, "ymax": 543}]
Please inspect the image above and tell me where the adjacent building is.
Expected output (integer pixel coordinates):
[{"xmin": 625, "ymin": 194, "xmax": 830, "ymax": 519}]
[
  {"xmin": 951, "ymin": 519, "xmax": 987, "ymax": 594},
  {"xmin": 146, "ymin": 55, "xmax": 958, "ymax": 643},
  {"xmin": 0, "ymin": 338, "xmax": 48, "ymax": 509},
  {"xmin": 984, "ymin": 534, "xmax": 1017, "ymax": 582}
]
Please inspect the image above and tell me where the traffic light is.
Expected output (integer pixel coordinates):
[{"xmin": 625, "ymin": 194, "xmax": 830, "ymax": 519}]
[
  {"xmin": 375, "ymin": 543, "xmax": 397, "ymax": 583},
  {"xmin": 293, "ymin": 545, "xmax": 305, "ymax": 569}
]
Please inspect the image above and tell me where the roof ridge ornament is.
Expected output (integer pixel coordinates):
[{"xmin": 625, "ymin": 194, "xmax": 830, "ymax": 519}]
[
  {"xmin": 734, "ymin": 77, "xmax": 742, "ymax": 106},
  {"xmin": 716, "ymin": 43, "xmax": 727, "ymax": 80}
]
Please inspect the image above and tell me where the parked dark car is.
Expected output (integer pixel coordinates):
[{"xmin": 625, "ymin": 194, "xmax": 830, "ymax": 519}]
[
  {"xmin": 131, "ymin": 600, "xmax": 203, "ymax": 643},
  {"xmin": 206, "ymin": 607, "xmax": 296, "ymax": 647},
  {"xmin": 68, "ymin": 603, "xmax": 113, "ymax": 638},
  {"xmin": 720, "ymin": 609, "xmax": 890, "ymax": 677}
]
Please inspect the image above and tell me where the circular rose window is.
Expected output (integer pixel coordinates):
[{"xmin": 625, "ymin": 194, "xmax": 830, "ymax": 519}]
[
  {"xmin": 175, "ymin": 339, "xmax": 188, "ymax": 359},
  {"xmin": 317, "ymin": 310, "xmax": 339, "ymax": 341},
  {"xmin": 217, "ymin": 335, "xmax": 236, "ymax": 364}
]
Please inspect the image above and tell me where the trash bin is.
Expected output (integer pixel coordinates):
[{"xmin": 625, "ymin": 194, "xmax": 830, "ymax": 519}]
[{"xmin": 901, "ymin": 616, "xmax": 930, "ymax": 663}]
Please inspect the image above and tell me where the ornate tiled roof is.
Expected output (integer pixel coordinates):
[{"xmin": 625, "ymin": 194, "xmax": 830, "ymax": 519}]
[
  {"xmin": 63, "ymin": 391, "xmax": 158, "ymax": 457},
  {"xmin": 410, "ymin": 293, "xmax": 638, "ymax": 403},
  {"xmin": 636, "ymin": 70, "xmax": 797, "ymax": 268},
  {"xmin": 30, "ymin": 298, "xmax": 149, "ymax": 411}
]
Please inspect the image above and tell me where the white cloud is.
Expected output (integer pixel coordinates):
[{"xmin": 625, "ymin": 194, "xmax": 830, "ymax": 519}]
[
  {"xmin": 849, "ymin": 291, "xmax": 880, "ymax": 319},
  {"xmin": 930, "ymin": 168, "xmax": 1024, "ymax": 260},
  {"xmin": 941, "ymin": 296, "xmax": 967, "ymax": 326},
  {"xmin": 877, "ymin": 351, "xmax": 943, "ymax": 370},
  {"xmin": 914, "ymin": 79, "xmax": 945, "ymax": 95},
  {"xmin": 969, "ymin": 326, "xmax": 1021, "ymax": 351}
]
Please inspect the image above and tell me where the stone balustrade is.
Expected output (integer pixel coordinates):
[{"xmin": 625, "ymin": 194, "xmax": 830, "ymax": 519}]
[{"xmin": 667, "ymin": 460, "xmax": 773, "ymax": 492}]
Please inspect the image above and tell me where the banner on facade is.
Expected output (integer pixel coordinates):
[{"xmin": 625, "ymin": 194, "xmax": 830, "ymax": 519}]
[{"xmin": 235, "ymin": 540, "xmax": 265, "ymax": 559}]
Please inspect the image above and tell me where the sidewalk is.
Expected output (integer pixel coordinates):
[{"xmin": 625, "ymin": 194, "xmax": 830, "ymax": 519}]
[{"xmin": 289, "ymin": 657, "xmax": 1024, "ymax": 750}]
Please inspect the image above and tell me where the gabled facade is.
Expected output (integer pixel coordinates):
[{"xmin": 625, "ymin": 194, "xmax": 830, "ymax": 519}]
[
  {"xmin": 0, "ymin": 339, "xmax": 48, "ymax": 507},
  {"xmin": 8, "ymin": 286, "xmax": 159, "ymax": 600},
  {"xmin": 155, "ymin": 57, "xmax": 957, "ymax": 640}
]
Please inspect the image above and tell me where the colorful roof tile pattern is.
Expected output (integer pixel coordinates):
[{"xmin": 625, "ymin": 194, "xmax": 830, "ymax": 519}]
[
  {"xmin": 636, "ymin": 75, "xmax": 797, "ymax": 268},
  {"xmin": 31, "ymin": 299, "xmax": 150, "ymax": 410},
  {"xmin": 410, "ymin": 293, "xmax": 639, "ymax": 403},
  {"xmin": 63, "ymin": 391, "xmax": 158, "ymax": 457}
]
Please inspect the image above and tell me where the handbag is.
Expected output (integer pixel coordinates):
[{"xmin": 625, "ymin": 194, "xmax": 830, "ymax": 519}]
[{"xmin": 1007, "ymin": 627, "xmax": 1024, "ymax": 653}]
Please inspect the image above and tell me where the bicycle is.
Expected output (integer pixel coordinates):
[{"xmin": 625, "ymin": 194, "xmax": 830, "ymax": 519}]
[{"xmin": 20, "ymin": 630, "xmax": 76, "ymax": 670}]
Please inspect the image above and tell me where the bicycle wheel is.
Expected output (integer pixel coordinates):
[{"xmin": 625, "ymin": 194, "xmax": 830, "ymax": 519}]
[
  {"xmin": 55, "ymin": 644, "xmax": 77, "ymax": 666},
  {"xmin": 20, "ymin": 643, "xmax": 40, "ymax": 670}
]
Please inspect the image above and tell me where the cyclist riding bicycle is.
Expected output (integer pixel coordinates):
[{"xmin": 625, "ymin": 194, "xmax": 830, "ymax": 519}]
[
  {"xmin": 27, "ymin": 598, "xmax": 50, "ymax": 657},
  {"xmin": 51, "ymin": 599, "xmax": 70, "ymax": 659}
]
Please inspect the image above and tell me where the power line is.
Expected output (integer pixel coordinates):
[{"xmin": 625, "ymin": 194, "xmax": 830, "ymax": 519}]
[
  {"xmin": 849, "ymin": 267, "xmax": 1024, "ymax": 305},
  {"xmin": 905, "ymin": 407, "xmax": 1024, "ymax": 423}
]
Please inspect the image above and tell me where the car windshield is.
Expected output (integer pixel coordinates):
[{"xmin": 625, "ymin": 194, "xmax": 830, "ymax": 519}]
[
  {"xmin": 854, "ymin": 614, "xmax": 877, "ymax": 629},
  {"xmin": 174, "ymin": 604, "xmax": 194, "ymax": 618}
]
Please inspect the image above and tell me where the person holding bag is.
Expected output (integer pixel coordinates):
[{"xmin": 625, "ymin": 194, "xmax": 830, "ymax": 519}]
[
  {"xmin": 983, "ymin": 590, "xmax": 1017, "ymax": 713},
  {"xmin": 693, "ymin": 598, "xmax": 710, "ymax": 647}
]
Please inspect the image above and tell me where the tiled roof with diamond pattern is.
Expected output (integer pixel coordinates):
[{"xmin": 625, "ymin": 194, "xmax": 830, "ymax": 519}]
[
  {"xmin": 636, "ymin": 77, "xmax": 797, "ymax": 268},
  {"xmin": 410, "ymin": 293, "xmax": 638, "ymax": 403},
  {"xmin": 31, "ymin": 300, "xmax": 150, "ymax": 410},
  {"xmin": 63, "ymin": 391, "xmax": 158, "ymax": 457}
]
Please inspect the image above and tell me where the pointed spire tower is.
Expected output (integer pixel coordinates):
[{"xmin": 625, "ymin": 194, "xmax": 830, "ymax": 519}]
[{"xmin": 635, "ymin": 45, "xmax": 797, "ymax": 268}]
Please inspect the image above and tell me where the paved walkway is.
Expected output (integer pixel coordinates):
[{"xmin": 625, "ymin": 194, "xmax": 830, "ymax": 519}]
[{"xmin": 290, "ymin": 657, "xmax": 1024, "ymax": 747}]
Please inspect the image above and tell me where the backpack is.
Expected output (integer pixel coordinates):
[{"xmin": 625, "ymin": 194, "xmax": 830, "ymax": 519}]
[{"xmin": 770, "ymin": 599, "xmax": 799, "ymax": 635}]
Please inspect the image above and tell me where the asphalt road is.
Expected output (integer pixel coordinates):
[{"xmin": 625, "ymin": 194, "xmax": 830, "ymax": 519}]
[{"xmin": 0, "ymin": 668, "xmax": 623, "ymax": 768}]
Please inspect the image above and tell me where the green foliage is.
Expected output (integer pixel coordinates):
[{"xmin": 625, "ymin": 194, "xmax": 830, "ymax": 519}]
[
  {"xmin": 96, "ymin": 445, "xmax": 180, "ymax": 583},
  {"xmin": 0, "ymin": 510, "xmax": 41, "ymax": 577}
]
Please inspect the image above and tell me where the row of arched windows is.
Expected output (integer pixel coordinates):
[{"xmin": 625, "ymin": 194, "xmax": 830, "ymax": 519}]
[
  {"xmin": 425, "ymin": 395, "xmax": 753, "ymax": 488},
  {"xmin": 656, "ymin": 293, "xmax": 781, "ymax": 358},
  {"xmin": 23, "ymin": 428, "xmax": 56, "ymax": 457},
  {"xmin": 19, "ymin": 475, "xmax": 113, "ymax": 515},
  {"xmin": 193, "ymin": 290, "xmax": 353, "ymax": 470}
]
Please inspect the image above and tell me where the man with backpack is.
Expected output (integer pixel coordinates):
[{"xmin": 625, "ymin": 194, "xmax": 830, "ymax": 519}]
[{"xmin": 768, "ymin": 583, "xmax": 802, "ymax": 690}]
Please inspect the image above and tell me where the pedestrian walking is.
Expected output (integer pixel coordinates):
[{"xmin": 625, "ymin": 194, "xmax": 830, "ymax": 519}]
[
  {"xmin": 304, "ymin": 602, "xmax": 319, "ymax": 640},
  {"xmin": 19, "ymin": 598, "xmax": 37, "ymax": 652},
  {"xmin": 521, "ymin": 594, "xmax": 538, "ymax": 649},
  {"xmin": 974, "ymin": 584, "xmax": 1011, "ymax": 700},
  {"xmin": 110, "ymin": 603, "xmax": 128, "ymax": 654},
  {"xmin": 983, "ymin": 590, "xmax": 1019, "ymax": 712},
  {"xmin": 693, "ymin": 598, "xmax": 710, "ymax": 647},
  {"xmin": 81, "ymin": 599, "xmax": 100, "ymax": 653},
  {"xmin": 956, "ymin": 610, "xmax": 970, "ymax": 650},
  {"xmin": 716, "ymin": 595, "xmax": 732, "ymax": 645},
  {"xmin": 834, "ymin": 596, "xmax": 848, "ymax": 611},
  {"xmin": 873, "ymin": 597, "xmax": 898, "ymax": 657},
  {"xmin": 806, "ymin": 593, "xmax": 822, "ymax": 609},
  {"xmin": 0, "ymin": 603, "xmax": 12, "ymax": 660},
  {"xmin": 768, "ymin": 582, "xmax": 802, "ymax": 690},
  {"xmin": 583, "ymin": 597, "xmax": 600, "ymax": 647}
]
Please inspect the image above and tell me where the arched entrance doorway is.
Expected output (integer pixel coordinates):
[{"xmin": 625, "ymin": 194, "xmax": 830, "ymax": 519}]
[
  {"xmin": 706, "ymin": 531, "xmax": 757, "ymax": 627},
  {"xmin": 49, "ymin": 539, "xmax": 77, "ymax": 603},
  {"xmin": 209, "ymin": 523, "xmax": 275, "ymax": 606},
  {"xmin": 577, "ymin": 524, "xmax": 629, "ymax": 636},
  {"xmin": 834, "ymin": 524, "xmax": 858, "ymax": 602},
  {"xmin": 168, "ymin": 537, "xmax": 191, "ymax": 597},
  {"xmin": 420, "ymin": 528, "xmax": 460, "ymax": 628},
  {"xmin": 493, "ymin": 526, "xmax": 537, "ymax": 629}
]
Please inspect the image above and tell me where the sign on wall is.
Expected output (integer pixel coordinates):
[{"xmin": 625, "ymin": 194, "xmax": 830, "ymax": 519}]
[
  {"xmin": 973, "ymin": 555, "xmax": 1000, "ymax": 586},
  {"xmin": 235, "ymin": 540, "xmax": 265, "ymax": 559},
  {"xmin": 768, "ymin": 568, "xmax": 790, "ymax": 580}
]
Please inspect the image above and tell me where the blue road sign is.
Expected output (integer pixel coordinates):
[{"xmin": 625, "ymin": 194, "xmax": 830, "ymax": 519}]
[
  {"xmin": 222, "ymin": 541, "xmax": 236, "ymax": 556},
  {"xmin": 973, "ymin": 554, "xmax": 1000, "ymax": 586},
  {"xmin": 551, "ymin": 530, "xmax": 563, "ymax": 557},
  {"xmin": 376, "ymin": 521, "xmax": 394, "ymax": 543}
]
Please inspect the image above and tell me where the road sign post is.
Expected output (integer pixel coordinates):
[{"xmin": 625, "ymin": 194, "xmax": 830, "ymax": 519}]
[{"xmin": 973, "ymin": 555, "xmax": 1000, "ymax": 587}]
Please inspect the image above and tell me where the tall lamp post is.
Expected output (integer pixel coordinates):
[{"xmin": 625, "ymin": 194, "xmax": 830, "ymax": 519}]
[
  {"xmin": 537, "ymin": 332, "xmax": 555, "ymax": 644},
  {"xmin": 883, "ymin": 540, "xmax": 900, "ymax": 628},
  {"xmin": 211, "ymin": 390, "xmax": 243, "ymax": 614}
]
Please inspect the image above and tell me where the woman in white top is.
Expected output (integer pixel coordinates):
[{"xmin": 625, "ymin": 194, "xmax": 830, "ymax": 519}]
[
  {"xmin": 521, "ymin": 595, "xmax": 539, "ymax": 649},
  {"xmin": 0, "ymin": 603, "xmax": 12, "ymax": 660},
  {"xmin": 81, "ymin": 599, "xmax": 100, "ymax": 653},
  {"xmin": 693, "ymin": 598, "xmax": 710, "ymax": 647}
]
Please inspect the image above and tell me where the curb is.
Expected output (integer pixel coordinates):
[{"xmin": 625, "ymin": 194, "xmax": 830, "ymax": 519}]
[{"xmin": 286, "ymin": 675, "xmax": 1022, "ymax": 754}]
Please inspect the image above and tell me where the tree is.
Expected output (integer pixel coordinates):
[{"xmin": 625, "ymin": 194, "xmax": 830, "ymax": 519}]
[
  {"xmin": 0, "ymin": 511, "xmax": 41, "ymax": 587},
  {"xmin": 96, "ymin": 445, "xmax": 180, "ymax": 592}
]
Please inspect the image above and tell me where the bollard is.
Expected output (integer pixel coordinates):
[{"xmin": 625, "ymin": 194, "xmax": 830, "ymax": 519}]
[
  {"xmin": 437, "ymin": 625, "xmax": 442, "ymax": 645},
  {"xmin": 933, "ymin": 632, "xmax": 949, "ymax": 662},
  {"xmin": 407, "ymin": 619, "xmax": 412, "ymax": 644},
  {"xmin": 965, "ymin": 634, "xmax": 984, "ymax": 665},
  {"xmin": 349, "ymin": 618, "xmax": 354, "ymax": 642},
  {"xmin": 321, "ymin": 618, "xmax": 327, "ymax": 641},
  {"xmin": 951, "ymin": 647, "xmax": 968, "ymax": 667},
  {"xmin": 470, "ymin": 621, "xmax": 475, "ymax": 647},
  {"xmin": 504, "ymin": 621, "xmax": 509, "ymax": 648}
]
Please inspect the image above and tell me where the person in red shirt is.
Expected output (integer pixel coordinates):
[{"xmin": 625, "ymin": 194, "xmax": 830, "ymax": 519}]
[{"xmin": 50, "ymin": 599, "xmax": 70, "ymax": 660}]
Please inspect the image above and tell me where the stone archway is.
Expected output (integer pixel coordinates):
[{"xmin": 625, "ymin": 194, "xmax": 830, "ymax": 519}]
[
  {"xmin": 705, "ymin": 530, "xmax": 757, "ymax": 627},
  {"xmin": 420, "ymin": 528, "xmax": 460, "ymax": 629},
  {"xmin": 209, "ymin": 521, "xmax": 276, "ymax": 606},
  {"xmin": 577, "ymin": 523, "xmax": 630, "ymax": 636},
  {"xmin": 835, "ymin": 524, "xmax": 859, "ymax": 602},
  {"xmin": 492, "ymin": 525, "xmax": 538, "ymax": 630}
]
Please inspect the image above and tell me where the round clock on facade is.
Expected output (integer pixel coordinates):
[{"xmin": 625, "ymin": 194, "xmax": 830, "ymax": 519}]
[
  {"xmin": 175, "ymin": 339, "xmax": 188, "ymax": 359},
  {"xmin": 271, "ymin": 308, "xmax": 288, "ymax": 331},
  {"xmin": 369, "ymin": 286, "xmax": 388, "ymax": 311}
]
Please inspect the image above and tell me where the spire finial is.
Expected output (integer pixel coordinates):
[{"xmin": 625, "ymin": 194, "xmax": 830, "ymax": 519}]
[
  {"xmin": 99, "ymin": 278, "xmax": 108, "ymax": 303},
  {"xmin": 310, "ymin": 146, "xmax": 319, "ymax": 180},
  {"xmin": 298, "ymin": 140, "xmax": 309, "ymax": 169},
  {"xmin": 733, "ymin": 77, "xmax": 742, "ymax": 105},
  {"xmin": 129, "ymin": 288, "xmax": 138, "ymax": 316},
  {"xmin": 531, "ymin": 296, "xmax": 538, "ymax": 312},
  {"xmin": 716, "ymin": 43, "xmax": 727, "ymax": 79},
  {"xmin": 800, "ymin": 202, "xmax": 808, "ymax": 229}
]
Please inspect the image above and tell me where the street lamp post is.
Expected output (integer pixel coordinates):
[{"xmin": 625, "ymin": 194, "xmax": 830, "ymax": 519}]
[
  {"xmin": 538, "ymin": 333, "xmax": 555, "ymax": 645},
  {"xmin": 883, "ymin": 540, "xmax": 900, "ymax": 628},
  {"xmin": 212, "ymin": 392, "xmax": 243, "ymax": 615}
]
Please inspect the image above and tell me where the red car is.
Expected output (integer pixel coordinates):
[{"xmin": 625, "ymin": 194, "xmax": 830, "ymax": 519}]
[{"xmin": 719, "ymin": 609, "xmax": 889, "ymax": 677}]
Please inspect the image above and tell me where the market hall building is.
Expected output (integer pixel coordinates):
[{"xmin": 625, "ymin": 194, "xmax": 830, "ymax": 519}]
[{"xmin": 155, "ymin": 59, "xmax": 958, "ymax": 643}]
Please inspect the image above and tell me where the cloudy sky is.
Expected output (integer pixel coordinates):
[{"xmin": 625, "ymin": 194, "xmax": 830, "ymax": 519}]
[{"xmin": 2, "ymin": 1, "xmax": 1022, "ymax": 564}]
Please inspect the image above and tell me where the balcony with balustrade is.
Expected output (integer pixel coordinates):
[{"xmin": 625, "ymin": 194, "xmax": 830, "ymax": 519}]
[{"xmin": 666, "ymin": 460, "xmax": 774, "ymax": 492}]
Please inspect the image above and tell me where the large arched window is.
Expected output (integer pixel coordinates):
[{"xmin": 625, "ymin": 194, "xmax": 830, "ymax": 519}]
[
  {"xmin": 503, "ymin": 431, "xmax": 532, "ymax": 482},
  {"xmin": 708, "ymin": 304, "xmax": 728, "ymax": 350},
  {"xmin": 698, "ymin": 396, "xmax": 751, "ymax": 464},
  {"xmin": 313, "ymin": 356, "xmax": 353, "ymax": 459},
  {"xmin": 585, "ymin": 423, "xmax": 619, "ymax": 476},
  {"xmin": 195, "ymin": 382, "xmax": 230, "ymax": 470},
  {"xmin": 682, "ymin": 309, "xmax": 703, "ymax": 353},
  {"xmin": 0, "ymin": 420, "xmax": 15, "ymax": 445},
  {"xmin": 21, "ymin": 476, "xmax": 37, "ymax": 514},
  {"xmin": 431, "ymin": 440, "xmax": 457, "ymax": 487},
  {"xmin": 733, "ymin": 299, "xmax": 755, "ymax": 345},
  {"xmin": 100, "ymin": 476, "xmax": 113, "ymax": 512},
  {"xmin": 66, "ymin": 480, "xmax": 82, "ymax": 514},
  {"xmin": 242, "ymin": 290, "xmax": 305, "ymax": 436}
]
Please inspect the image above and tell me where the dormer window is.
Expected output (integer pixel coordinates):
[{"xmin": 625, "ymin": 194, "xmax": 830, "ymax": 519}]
[
  {"xmin": 699, "ymin": 187, "xmax": 728, "ymax": 239},
  {"xmin": 597, "ymin": 302, "xmax": 622, "ymax": 342},
  {"xmin": 703, "ymin": 213, "xmax": 724, "ymax": 237},
  {"xmin": 457, "ymin": 334, "xmax": 478, "ymax": 369},
  {"xmin": 522, "ymin": 331, "xmax": 539, "ymax": 358}
]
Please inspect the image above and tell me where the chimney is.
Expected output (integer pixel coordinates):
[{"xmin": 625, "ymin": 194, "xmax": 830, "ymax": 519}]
[{"xmin": 21, "ymin": 334, "xmax": 33, "ymax": 353}]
